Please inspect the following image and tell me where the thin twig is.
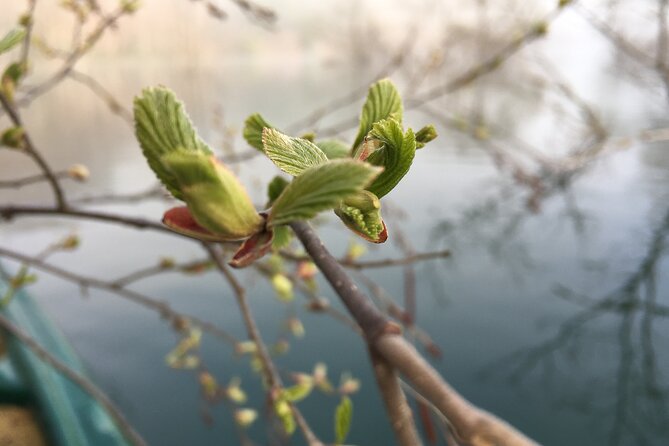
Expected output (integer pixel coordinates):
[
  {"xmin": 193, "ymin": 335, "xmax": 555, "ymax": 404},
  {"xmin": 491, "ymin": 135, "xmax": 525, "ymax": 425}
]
[
  {"xmin": 203, "ymin": 244, "xmax": 324, "ymax": 446},
  {"xmin": 0, "ymin": 205, "xmax": 174, "ymax": 235},
  {"xmin": 0, "ymin": 171, "xmax": 69, "ymax": 189},
  {"xmin": 0, "ymin": 93, "xmax": 67, "ymax": 209},
  {"xmin": 291, "ymin": 221, "xmax": 538, "ymax": 446},
  {"xmin": 280, "ymin": 249, "xmax": 451, "ymax": 270},
  {"xmin": 0, "ymin": 247, "xmax": 238, "ymax": 345}
]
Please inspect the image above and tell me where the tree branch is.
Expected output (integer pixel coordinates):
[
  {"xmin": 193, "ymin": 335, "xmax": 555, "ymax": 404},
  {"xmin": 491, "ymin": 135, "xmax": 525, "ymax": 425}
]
[
  {"xmin": 203, "ymin": 244, "xmax": 324, "ymax": 446},
  {"xmin": 290, "ymin": 220, "xmax": 538, "ymax": 446}
]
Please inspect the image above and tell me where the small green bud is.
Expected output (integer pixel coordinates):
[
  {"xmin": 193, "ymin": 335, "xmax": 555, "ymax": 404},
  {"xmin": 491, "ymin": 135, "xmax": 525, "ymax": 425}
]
[
  {"xmin": 415, "ymin": 124, "xmax": 437, "ymax": 149},
  {"xmin": 299, "ymin": 132, "xmax": 316, "ymax": 142},
  {"xmin": 226, "ymin": 378, "xmax": 247, "ymax": 403},
  {"xmin": 1, "ymin": 126, "xmax": 25, "ymax": 149},
  {"xmin": 234, "ymin": 409, "xmax": 258, "ymax": 428},
  {"xmin": 159, "ymin": 257, "xmax": 176, "ymax": 269},
  {"xmin": 534, "ymin": 21, "xmax": 549, "ymax": 35},
  {"xmin": 273, "ymin": 339, "xmax": 290, "ymax": 355},
  {"xmin": 2, "ymin": 62, "xmax": 27, "ymax": 101},
  {"xmin": 339, "ymin": 376, "xmax": 361, "ymax": 395},
  {"xmin": 161, "ymin": 151, "xmax": 264, "ymax": 240},
  {"xmin": 271, "ymin": 274, "xmax": 294, "ymax": 302},
  {"xmin": 57, "ymin": 234, "xmax": 80, "ymax": 250},
  {"xmin": 67, "ymin": 164, "xmax": 90, "ymax": 181},
  {"xmin": 558, "ymin": 0, "xmax": 573, "ymax": 8},
  {"xmin": 235, "ymin": 341, "xmax": 257, "ymax": 355},
  {"xmin": 198, "ymin": 371, "xmax": 219, "ymax": 399},
  {"xmin": 335, "ymin": 191, "xmax": 387, "ymax": 243},
  {"xmin": 120, "ymin": 0, "xmax": 141, "ymax": 13},
  {"xmin": 287, "ymin": 318, "xmax": 305, "ymax": 338},
  {"xmin": 18, "ymin": 14, "xmax": 32, "ymax": 27}
]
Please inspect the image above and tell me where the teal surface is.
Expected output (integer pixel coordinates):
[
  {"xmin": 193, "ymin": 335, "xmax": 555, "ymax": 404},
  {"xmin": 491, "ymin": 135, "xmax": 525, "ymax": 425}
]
[{"xmin": 0, "ymin": 268, "xmax": 131, "ymax": 446}]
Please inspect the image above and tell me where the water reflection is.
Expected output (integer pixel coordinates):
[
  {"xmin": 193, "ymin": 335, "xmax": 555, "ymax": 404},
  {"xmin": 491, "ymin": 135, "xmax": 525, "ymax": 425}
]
[{"xmin": 2, "ymin": 1, "xmax": 669, "ymax": 445}]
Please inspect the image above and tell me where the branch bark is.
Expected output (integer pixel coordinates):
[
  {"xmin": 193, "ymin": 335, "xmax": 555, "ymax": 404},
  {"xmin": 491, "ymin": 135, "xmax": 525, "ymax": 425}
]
[{"xmin": 290, "ymin": 220, "xmax": 538, "ymax": 446}]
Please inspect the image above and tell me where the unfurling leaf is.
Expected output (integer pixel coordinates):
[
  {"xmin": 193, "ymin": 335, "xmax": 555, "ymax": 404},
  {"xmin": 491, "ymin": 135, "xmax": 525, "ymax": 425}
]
[
  {"xmin": 334, "ymin": 396, "xmax": 353, "ymax": 444},
  {"xmin": 243, "ymin": 113, "xmax": 276, "ymax": 151},
  {"xmin": 415, "ymin": 124, "xmax": 438, "ymax": 149},
  {"xmin": 134, "ymin": 86, "xmax": 212, "ymax": 200},
  {"xmin": 316, "ymin": 140, "xmax": 350, "ymax": 159},
  {"xmin": 229, "ymin": 228, "xmax": 274, "ymax": 268},
  {"xmin": 364, "ymin": 118, "xmax": 416, "ymax": 198},
  {"xmin": 352, "ymin": 79, "xmax": 403, "ymax": 151},
  {"xmin": 262, "ymin": 128, "xmax": 328, "ymax": 176},
  {"xmin": 334, "ymin": 190, "xmax": 387, "ymax": 243},
  {"xmin": 281, "ymin": 380, "xmax": 314, "ymax": 403},
  {"xmin": 0, "ymin": 27, "xmax": 26, "ymax": 55},
  {"xmin": 161, "ymin": 151, "xmax": 263, "ymax": 240},
  {"xmin": 268, "ymin": 160, "xmax": 382, "ymax": 226}
]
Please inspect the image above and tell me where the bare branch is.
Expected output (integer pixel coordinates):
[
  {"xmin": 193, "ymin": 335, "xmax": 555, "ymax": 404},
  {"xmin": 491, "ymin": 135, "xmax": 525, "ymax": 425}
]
[{"xmin": 0, "ymin": 247, "xmax": 238, "ymax": 345}]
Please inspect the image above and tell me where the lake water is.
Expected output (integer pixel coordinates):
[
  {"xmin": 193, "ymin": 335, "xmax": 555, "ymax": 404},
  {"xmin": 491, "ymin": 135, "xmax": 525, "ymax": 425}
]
[{"xmin": 1, "ymin": 1, "xmax": 668, "ymax": 445}]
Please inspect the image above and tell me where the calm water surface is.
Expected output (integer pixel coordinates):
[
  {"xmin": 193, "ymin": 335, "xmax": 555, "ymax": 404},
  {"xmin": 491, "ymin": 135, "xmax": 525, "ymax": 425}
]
[{"xmin": 1, "ymin": 1, "xmax": 668, "ymax": 445}]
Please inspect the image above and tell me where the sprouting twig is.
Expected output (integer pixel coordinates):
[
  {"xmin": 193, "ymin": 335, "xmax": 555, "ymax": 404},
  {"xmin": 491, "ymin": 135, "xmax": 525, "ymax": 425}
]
[
  {"xmin": 203, "ymin": 244, "xmax": 324, "ymax": 446},
  {"xmin": 0, "ymin": 247, "xmax": 238, "ymax": 345}
]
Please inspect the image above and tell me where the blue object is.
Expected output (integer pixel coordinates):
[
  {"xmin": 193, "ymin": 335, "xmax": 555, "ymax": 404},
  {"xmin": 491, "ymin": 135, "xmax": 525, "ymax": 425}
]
[{"xmin": 0, "ymin": 268, "xmax": 132, "ymax": 446}]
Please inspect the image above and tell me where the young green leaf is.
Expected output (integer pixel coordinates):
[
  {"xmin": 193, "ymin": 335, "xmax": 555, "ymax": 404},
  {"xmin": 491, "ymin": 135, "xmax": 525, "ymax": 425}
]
[
  {"xmin": 262, "ymin": 128, "xmax": 328, "ymax": 176},
  {"xmin": 271, "ymin": 225, "xmax": 293, "ymax": 249},
  {"xmin": 334, "ymin": 396, "xmax": 353, "ymax": 445},
  {"xmin": 334, "ymin": 191, "xmax": 387, "ymax": 243},
  {"xmin": 134, "ymin": 86, "xmax": 212, "ymax": 200},
  {"xmin": 161, "ymin": 150, "xmax": 263, "ymax": 240},
  {"xmin": 352, "ymin": 79, "xmax": 403, "ymax": 151},
  {"xmin": 316, "ymin": 140, "xmax": 350, "ymax": 159},
  {"xmin": 266, "ymin": 175, "xmax": 290, "ymax": 207},
  {"xmin": 268, "ymin": 160, "xmax": 382, "ymax": 226},
  {"xmin": 0, "ymin": 27, "xmax": 26, "ymax": 55},
  {"xmin": 281, "ymin": 381, "xmax": 314, "ymax": 403},
  {"xmin": 243, "ymin": 113, "xmax": 276, "ymax": 151},
  {"xmin": 364, "ymin": 118, "xmax": 416, "ymax": 198}
]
